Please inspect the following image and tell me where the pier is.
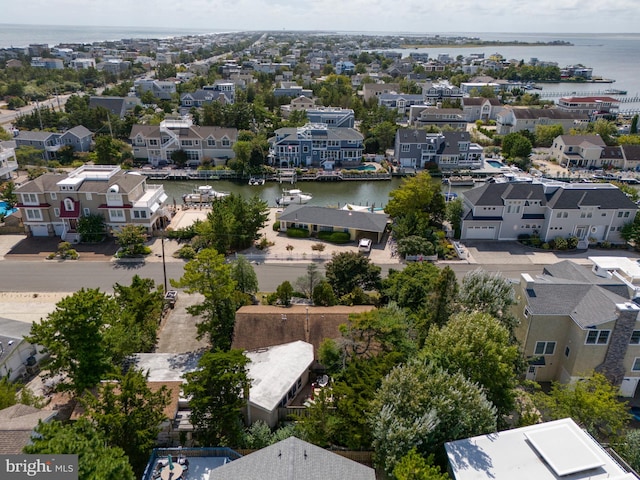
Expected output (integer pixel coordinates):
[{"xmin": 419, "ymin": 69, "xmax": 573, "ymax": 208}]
[
  {"xmin": 538, "ymin": 90, "xmax": 638, "ymax": 101},
  {"xmin": 135, "ymin": 168, "xmax": 392, "ymax": 182}
]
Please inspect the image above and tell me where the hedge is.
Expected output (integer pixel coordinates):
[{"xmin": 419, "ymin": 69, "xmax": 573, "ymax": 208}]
[
  {"xmin": 318, "ymin": 231, "xmax": 351, "ymax": 244},
  {"xmin": 286, "ymin": 227, "xmax": 309, "ymax": 238}
]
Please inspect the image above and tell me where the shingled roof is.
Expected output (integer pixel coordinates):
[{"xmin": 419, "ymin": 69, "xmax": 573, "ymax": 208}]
[{"xmin": 279, "ymin": 205, "xmax": 389, "ymax": 234}]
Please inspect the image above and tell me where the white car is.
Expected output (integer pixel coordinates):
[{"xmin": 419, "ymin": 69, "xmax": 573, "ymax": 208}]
[{"xmin": 358, "ymin": 238, "xmax": 372, "ymax": 252}]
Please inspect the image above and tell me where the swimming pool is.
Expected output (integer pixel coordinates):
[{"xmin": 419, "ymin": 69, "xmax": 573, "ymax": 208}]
[
  {"xmin": 487, "ymin": 160, "xmax": 505, "ymax": 168},
  {"xmin": 0, "ymin": 201, "xmax": 17, "ymax": 216},
  {"xmin": 351, "ymin": 165, "xmax": 378, "ymax": 171}
]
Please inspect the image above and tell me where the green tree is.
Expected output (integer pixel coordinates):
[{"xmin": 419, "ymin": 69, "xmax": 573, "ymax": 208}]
[
  {"xmin": 312, "ymin": 280, "xmax": 337, "ymax": 306},
  {"xmin": 588, "ymin": 118, "xmax": 618, "ymax": 145},
  {"xmin": 170, "ymin": 149, "xmax": 188, "ymax": 168},
  {"xmin": 534, "ymin": 124, "xmax": 564, "ymax": 148},
  {"xmin": 621, "ymin": 212, "xmax": 640, "ymax": 249},
  {"xmin": 183, "ymin": 349, "xmax": 250, "ymax": 446},
  {"xmin": 114, "ymin": 224, "xmax": 148, "ymax": 256},
  {"xmin": 276, "ymin": 280, "xmax": 294, "ymax": 306},
  {"xmin": 81, "ymin": 368, "xmax": 169, "ymax": 475},
  {"xmin": 27, "ymin": 289, "xmax": 114, "ymax": 395},
  {"xmin": 77, "ymin": 213, "xmax": 106, "ymax": 242},
  {"xmin": 422, "ymin": 312, "xmax": 521, "ymax": 419},
  {"xmin": 1, "ymin": 181, "xmax": 18, "ymax": 209},
  {"xmin": 325, "ymin": 251, "xmax": 382, "ymax": 298},
  {"xmin": 171, "ymin": 248, "xmax": 238, "ymax": 350},
  {"xmin": 94, "ymin": 135, "xmax": 121, "ymax": 164},
  {"xmin": 231, "ymin": 255, "xmax": 259, "ymax": 295},
  {"xmin": 0, "ymin": 376, "xmax": 43, "ymax": 409},
  {"xmin": 25, "ymin": 418, "xmax": 135, "ymax": 480},
  {"xmin": 458, "ymin": 269, "xmax": 517, "ymax": 333},
  {"xmin": 371, "ymin": 121, "xmax": 398, "ymax": 152},
  {"xmin": 295, "ymin": 262, "xmax": 324, "ymax": 302},
  {"xmin": 510, "ymin": 135, "xmax": 533, "ymax": 159},
  {"xmin": 386, "ymin": 171, "xmax": 446, "ymax": 226},
  {"xmin": 424, "ymin": 266, "xmax": 459, "ymax": 332},
  {"xmin": 618, "ymin": 430, "xmax": 640, "ymax": 472},
  {"xmin": 630, "ymin": 114, "xmax": 639, "ymax": 135},
  {"xmin": 393, "ymin": 449, "xmax": 450, "ymax": 480},
  {"xmin": 370, "ymin": 360, "xmax": 497, "ymax": 474},
  {"xmin": 382, "ymin": 262, "xmax": 440, "ymax": 314},
  {"xmin": 445, "ymin": 197, "xmax": 463, "ymax": 239},
  {"xmin": 534, "ymin": 372, "xmax": 630, "ymax": 442}
]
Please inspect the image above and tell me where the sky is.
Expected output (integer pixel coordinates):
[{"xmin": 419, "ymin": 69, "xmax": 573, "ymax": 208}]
[{"xmin": 3, "ymin": 0, "xmax": 640, "ymax": 34}]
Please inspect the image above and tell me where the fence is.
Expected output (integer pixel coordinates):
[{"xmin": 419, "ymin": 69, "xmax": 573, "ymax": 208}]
[{"xmin": 234, "ymin": 252, "xmax": 333, "ymax": 263}]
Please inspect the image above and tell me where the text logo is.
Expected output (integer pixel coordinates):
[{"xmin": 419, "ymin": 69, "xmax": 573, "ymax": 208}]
[{"xmin": 0, "ymin": 455, "xmax": 78, "ymax": 480}]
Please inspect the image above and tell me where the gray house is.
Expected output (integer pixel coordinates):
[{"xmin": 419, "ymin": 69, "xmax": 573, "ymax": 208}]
[
  {"xmin": 59, "ymin": 125, "xmax": 92, "ymax": 153},
  {"xmin": 89, "ymin": 96, "xmax": 141, "ymax": 118},
  {"xmin": 15, "ymin": 131, "xmax": 61, "ymax": 160},
  {"xmin": 277, "ymin": 205, "xmax": 389, "ymax": 243},
  {"xmin": 461, "ymin": 180, "xmax": 638, "ymax": 244},
  {"xmin": 306, "ymin": 107, "xmax": 355, "ymax": 128}
]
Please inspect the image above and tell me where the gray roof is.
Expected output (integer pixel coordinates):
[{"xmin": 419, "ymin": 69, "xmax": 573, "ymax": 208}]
[
  {"xmin": 510, "ymin": 108, "xmax": 588, "ymax": 120},
  {"xmin": 463, "ymin": 183, "xmax": 547, "ymax": 207},
  {"xmin": 129, "ymin": 124, "xmax": 238, "ymax": 141},
  {"xmin": 556, "ymin": 135, "xmax": 606, "ymax": 147},
  {"xmin": 89, "ymin": 96, "xmax": 126, "ymax": 115},
  {"xmin": 63, "ymin": 125, "xmax": 92, "ymax": 139},
  {"xmin": 622, "ymin": 144, "xmax": 640, "ymax": 161},
  {"xmin": 546, "ymin": 186, "xmax": 637, "ymax": 210},
  {"xmin": 15, "ymin": 130, "xmax": 59, "ymax": 142},
  {"xmin": 15, "ymin": 170, "xmax": 145, "ymax": 195},
  {"xmin": 208, "ymin": 436, "xmax": 375, "ymax": 480},
  {"xmin": 279, "ymin": 205, "xmax": 389, "ymax": 233}
]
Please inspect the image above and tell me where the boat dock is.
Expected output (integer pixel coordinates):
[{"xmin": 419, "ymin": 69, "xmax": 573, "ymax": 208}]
[{"xmin": 135, "ymin": 168, "xmax": 392, "ymax": 182}]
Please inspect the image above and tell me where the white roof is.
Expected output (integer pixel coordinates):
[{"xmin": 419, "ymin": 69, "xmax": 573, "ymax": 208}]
[
  {"xmin": 245, "ymin": 341, "xmax": 314, "ymax": 412},
  {"xmin": 132, "ymin": 353, "xmax": 201, "ymax": 382},
  {"xmin": 445, "ymin": 418, "xmax": 635, "ymax": 480},
  {"xmin": 589, "ymin": 256, "xmax": 640, "ymax": 285}
]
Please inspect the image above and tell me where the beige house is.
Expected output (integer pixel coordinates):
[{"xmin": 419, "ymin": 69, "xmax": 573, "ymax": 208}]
[
  {"xmin": 130, "ymin": 119, "xmax": 237, "ymax": 167},
  {"xmin": 15, "ymin": 165, "xmax": 169, "ymax": 241},
  {"xmin": 280, "ymin": 95, "xmax": 316, "ymax": 118},
  {"xmin": 549, "ymin": 134, "xmax": 607, "ymax": 168},
  {"xmin": 514, "ymin": 260, "xmax": 640, "ymax": 397},
  {"xmin": 495, "ymin": 106, "xmax": 588, "ymax": 135}
]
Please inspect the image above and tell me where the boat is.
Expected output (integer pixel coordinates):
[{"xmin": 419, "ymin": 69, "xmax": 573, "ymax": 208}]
[
  {"xmin": 444, "ymin": 192, "xmax": 458, "ymax": 202},
  {"xmin": 276, "ymin": 188, "xmax": 313, "ymax": 206},
  {"xmin": 248, "ymin": 177, "xmax": 265, "ymax": 186},
  {"xmin": 446, "ymin": 175, "xmax": 475, "ymax": 187},
  {"xmin": 182, "ymin": 185, "xmax": 229, "ymax": 203}
]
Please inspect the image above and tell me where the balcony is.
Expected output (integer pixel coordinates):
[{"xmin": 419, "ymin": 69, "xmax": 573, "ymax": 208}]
[
  {"xmin": 0, "ymin": 161, "xmax": 18, "ymax": 178},
  {"xmin": 132, "ymin": 184, "xmax": 168, "ymax": 210}
]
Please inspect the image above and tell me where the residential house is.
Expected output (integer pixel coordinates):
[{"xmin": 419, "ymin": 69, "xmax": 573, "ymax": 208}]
[
  {"xmin": 179, "ymin": 83, "xmax": 235, "ymax": 109},
  {"xmin": 461, "ymin": 97, "xmax": 502, "ymax": 122},
  {"xmin": 135, "ymin": 79, "xmax": 176, "ymax": 100},
  {"xmin": 556, "ymin": 96, "xmax": 619, "ymax": 120},
  {"xmin": 0, "ymin": 405, "xmax": 58, "ymax": 455},
  {"xmin": 0, "ymin": 317, "xmax": 46, "ymax": 382},
  {"xmin": 549, "ymin": 134, "xmax": 607, "ymax": 168},
  {"xmin": 305, "ymin": 107, "xmax": 355, "ymax": 128},
  {"xmin": 460, "ymin": 81, "xmax": 500, "ymax": 95},
  {"xmin": 512, "ymin": 259, "xmax": 640, "ymax": 393},
  {"xmin": 59, "ymin": 125, "xmax": 92, "ymax": 153},
  {"xmin": 280, "ymin": 95, "xmax": 316, "ymax": 118},
  {"xmin": 446, "ymin": 418, "xmax": 637, "ymax": 480},
  {"xmin": 245, "ymin": 341, "xmax": 314, "ymax": 428},
  {"xmin": 460, "ymin": 180, "xmax": 637, "ymax": 243},
  {"xmin": 233, "ymin": 305, "xmax": 376, "ymax": 357},
  {"xmin": 335, "ymin": 60, "xmax": 356, "ymax": 75},
  {"xmin": 5, "ymin": 59, "xmax": 23, "ymax": 69},
  {"xmin": 378, "ymin": 92, "xmax": 425, "ymax": 115},
  {"xmin": 273, "ymin": 82, "xmax": 313, "ymax": 98},
  {"xmin": 423, "ymin": 81, "xmax": 464, "ymax": 102},
  {"xmin": 408, "ymin": 106, "xmax": 468, "ymax": 130},
  {"xmin": 15, "ymin": 131, "xmax": 62, "ymax": 161},
  {"xmin": 15, "ymin": 164, "xmax": 169, "ymax": 241},
  {"xmin": 622, "ymin": 145, "xmax": 640, "ymax": 171},
  {"xmin": 89, "ymin": 95, "xmax": 142, "ymax": 118},
  {"xmin": 209, "ymin": 437, "xmax": 376, "ymax": 480},
  {"xmin": 30, "ymin": 57, "xmax": 63, "ymax": 69},
  {"xmin": 496, "ymin": 106, "xmax": 589, "ymax": 135},
  {"xmin": 0, "ymin": 144, "xmax": 19, "ymax": 181},
  {"xmin": 277, "ymin": 205, "xmax": 389, "ymax": 244},
  {"xmin": 69, "ymin": 58, "xmax": 96, "ymax": 69},
  {"xmin": 269, "ymin": 123, "xmax": 363, "ymax": 169},
  {"xmin": 393, "ymin": 128, "xmax": 484, "ymax": 170},
  {"xmin": 96, "ymin": 59, "xmax": 131, "ymax": 75},
  {"xmin": 130, "ymin": 119, "xmax": 237, "ymax": 167},
  {"xmin": 362, "ymin": 82, "xmax": 400, "ymax": 102}
]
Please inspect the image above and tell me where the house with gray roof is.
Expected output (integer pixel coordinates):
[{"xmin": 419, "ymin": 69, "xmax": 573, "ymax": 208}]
[
  {"xmin": 269, "ymin": 123, "xmax": 363, "ymax": 169},
  {"xmin": 130, "ymin": 118, "xmax": 237, "ymax": 167},
  {"xmin": 549, "ymin": 134, "xmax": 607, "ymax": 168},
  {"xmin": 89, "ymin": 95, "xmax": 142, "ymax": 119},
  {"xmin": 622, "ymin": 144, "xmax": 640, "ymax": 171},
  {"xmin": 0, "ymin": 317, "xmax": 45, "ymax": 382},
  {"xmin": 461, "ymin": 97, "xmax": 502, "ymax": 122},
  {"xmin": 134, "ymin": 78, "xmax": 176, "ymax": 100},
  {"xmin": 208, "ymin": 436, "xmax": 376, "ymax": 480},
  {"xmin": 461, "ymin": 180, "xmax": 637, "ymax": 243},
  {"xmin": 277, "ymin": 205, "xmax": 389, "ymax": 243},
  {"xmin": 14, "ymin": 130, "xmax": 62, "ymax": 161},
  {"xmin": 496, "ymin": 106, "xmax": 589, "ymax": 135},
  {"xmin": 513, "ymin": 260, "xmax": 640, "ymax": 395},
  {"xmin": 393, "ymin": 128, "xmax": 483, "ymax": 170},
  {"xmin": 408, "ymin": 106, "xmax": 468, "ymax": 131},
  {"xmin": 0, "ymin": 404, "xmax": 58, "ymax": 455},
  {"xmin": 59, "ymin": 125, "xmax": 92, "ymax": 153},
  {"xmin": 378, "ymin": 92, "xmax": 425, "ymax": 116},
  {"xmin": 15, "ymin": 164, "xmax": 168, "ymax": 240}
]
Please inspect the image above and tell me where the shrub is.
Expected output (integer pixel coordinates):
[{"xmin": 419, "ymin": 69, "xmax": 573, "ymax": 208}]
[
  {"xmin": 567, "ymin": 235, "xmax": 579, "ymax": 249},
  {"xmin": 554, "ymin": 236, "xmax": 568, "ymax": 250},
  {"xmin": 175, "ymin": 245, "xmax": 196, "ymax": 259},
  {"xmin": 317, "ymin": 231, "xmax": 351, "ymax": 243},
  {"xmin": 256, "ymin": 236, "xmax": 272, "ymax": 250},
  {"xmin": 272, "ymin": 221, "xmax": 281, "ymax": 231},
  {"xmin": 601, "ymin": 241, "xmax": 611, "ymax": 249},
  {"xmin": 286, "ymin": 227, "xmax": 309, "ymax": 238},
  {"xmin": 542, "ymin": 243, "xmax": 550, "ymax": 250},
  {"xmin": 311, "ymin": 243, "xmax": 326, "ymax": 252},
  {"xmin": 530, "ymin": 236, "xmax": 542, "ymax": 248}
]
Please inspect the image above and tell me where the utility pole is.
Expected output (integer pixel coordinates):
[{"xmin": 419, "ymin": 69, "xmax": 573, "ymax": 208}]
[{"xmin": 161, "ymin": 232, "xmax": 168, "ymax": 293}]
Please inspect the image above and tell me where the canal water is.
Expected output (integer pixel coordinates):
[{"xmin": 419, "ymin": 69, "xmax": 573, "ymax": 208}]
[{"xmin": 157, "ymin": 178, "xmax": 471, "ymax": 209}]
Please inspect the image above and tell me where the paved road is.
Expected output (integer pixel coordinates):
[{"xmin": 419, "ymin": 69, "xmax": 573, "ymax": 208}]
[
  {"xmin": 0, "ymin": 259, "xmax": 545, "ymax": 294},
  {"xmin": 0, "ymin": 95, "xmax": 73, "ymax": 129}
]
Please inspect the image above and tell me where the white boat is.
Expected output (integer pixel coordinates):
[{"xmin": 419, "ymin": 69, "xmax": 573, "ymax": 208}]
[
  {"xmin": 248, "ymin": 177, "xmax": 265, "ymax": 186},
  {"xmin": 182, "ymin": 185, "xmax": 229, "ymax": 203},
  {"xmin": 276, "ymin": 188, "xmax": 313, "ymax": 206}
]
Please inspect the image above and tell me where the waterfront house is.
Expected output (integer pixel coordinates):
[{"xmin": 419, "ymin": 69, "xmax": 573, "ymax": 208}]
[
  {"xmin": 209, "ymin": 437, "xmax": 376, "ymax": 480},
  {"xmin": 514, "ymin": 259, "xmax": 640, "ymax": 396},
  {"xmin": 15, "ymin": 164, "xmax": 169, "ymax": 241},
  {"xmin": 277, "ymin": 204, "xmax": 389, "ymax": 244},
  {"xmin": 460, "ymin": 180, "xmax": 637, "ymax": 243},
  {"xmin": 446, "ymin": 418, "xmax": 637, "ymax": 480},
  {"xmin": 130, "ymin": 118, "xmax": 237, "ymax": 167},
  {"xmin": 269, "ymin": 123, "xmax": 363, "ymax": 169},
  {"xmin": 556, "ymin": 96, "xmax": 619, "ymax": 120},
  {"xmin": 0, "ymin": 144, "xmax": 19, "ymax": 181},
  {"xmin": 496, "ymin": 106, "xmax": 589, "ymax": 135},
  {"xmin": 407, "ymin": 106, "xmax": 468, "ymax": 130},
  {"xmin": 393, "ymin": 128, "xmax": 484, "ymax": 170},
  {"xmin": 549, "ymin": 134, "xmax": 607, "ymax": 168}
]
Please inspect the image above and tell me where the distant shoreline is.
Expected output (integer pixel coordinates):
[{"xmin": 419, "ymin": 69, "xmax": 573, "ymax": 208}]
[{"xmin": 400, "ymin": 41, "xmax": 573, "ymax": 49}]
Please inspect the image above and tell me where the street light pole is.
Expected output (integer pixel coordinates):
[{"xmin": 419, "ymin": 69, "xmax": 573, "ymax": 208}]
[{"xmin": 161, "ymin": 232, "xmax": 168, "ymax": 293}]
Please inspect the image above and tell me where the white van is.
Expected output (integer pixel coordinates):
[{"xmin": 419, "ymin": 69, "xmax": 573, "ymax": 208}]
[{"xmin": 358, "ymin": 238, "xmax": 372, "ymax": 252}]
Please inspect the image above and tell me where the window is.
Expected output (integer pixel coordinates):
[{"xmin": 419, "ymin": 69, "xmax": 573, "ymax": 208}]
[
  {"xmin": 631, "ymin": 330, "xmax": 640, "ymax": 345},
  {"xmin": 585, "ymin": 330, "xmax": 610, "ymax": 345},
  {"xmin": 25, "ymin": 209, "xmax": 42, "ymax": 221},
  {"xmin": 50, "ymin": 192, "xmax": 57, "ymax": 200},
  {"xmin": 534, "ymin": 341, "xmax": 556, "ymax": 355},
  {"xmin": 54, "ymin": 208, "xmax": 60, "ymax": 217},
  {"xmin": 524, "ymin": 306, "xmax": 531, "ymax": 318},
  {"xmin": 633, "ymin": 358, "xmax": 640, "ymax": 372},
  {"xmin": 109, "ymin": 209, "xmax": 125, "ymax": 222},
  {"xmin": 22, "ymin": 193, "xmax": 38, "ymax": 204},
  {"xmin": 221, "ymin": 138, "xmax": 230, "ymax": 147},
  {"xmin": 83, "ymin": 208, "xmax": 90, "ymax": 217},
  {"xmin": 133, "ymin": 210, "xmax": 147, "ymax": 219},
  {"xmin": 565, "ymin": 346, "xmax": 570, "ymax": 357},
  {"xmin": 207, "ymin": 138, "xmax": 216, "ymax": 146},
  {"xmin": 401, "ymin": 144, "xmax": 410, "ymax": 152},
  {"xmin": 64, "ymin": 198, "xmax": 74, "ymax": 211},
  {"xmin": 86, "ymin": 193, "xmax": 92, "ymax": 201}
]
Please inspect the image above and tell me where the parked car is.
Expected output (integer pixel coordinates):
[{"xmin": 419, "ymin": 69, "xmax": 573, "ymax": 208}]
[{"xmin": 358, "ymin": 238, "xmax": 372, "ymax": 252}]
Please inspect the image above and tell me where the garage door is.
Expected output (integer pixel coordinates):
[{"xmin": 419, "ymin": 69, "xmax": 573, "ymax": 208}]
[
  {"xmin": 53, "ymin": 223, "xmax": 65, "ymax": 236},
  {"xmin": 466, "ymin": 226, "xmax": 496, "ymax": 240},
  {"xmin": 30, "ymin": 225, "xmax": 49, "ymax": 237}
]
